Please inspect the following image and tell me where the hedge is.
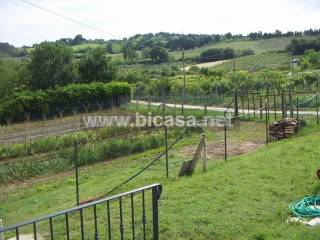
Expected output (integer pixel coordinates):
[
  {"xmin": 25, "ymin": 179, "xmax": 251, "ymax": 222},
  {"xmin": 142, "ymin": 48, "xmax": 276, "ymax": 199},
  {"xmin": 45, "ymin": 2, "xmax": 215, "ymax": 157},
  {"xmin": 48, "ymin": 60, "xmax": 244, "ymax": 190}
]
[{"xmin": 0, "ymin": 81, "xmax": 131, "ymax": 123}]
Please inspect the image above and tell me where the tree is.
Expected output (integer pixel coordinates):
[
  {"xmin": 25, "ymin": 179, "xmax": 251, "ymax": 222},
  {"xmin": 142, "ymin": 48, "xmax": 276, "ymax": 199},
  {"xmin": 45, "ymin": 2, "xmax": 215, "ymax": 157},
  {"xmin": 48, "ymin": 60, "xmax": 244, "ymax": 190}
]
[
  {"xmin": 122, "ymin": 44, "xmax": 137, "ymax": 63},
  {"xmin": 78, "ymin": 47, "xmax": 117, "ymax": 83},
  {"xmin": 142, "ymin": 47, "xmax": 150, "ymax": 59},
  {"xmin": 150, "ymin": 46, "xmax": 169, "ymax": 63},
  {"xmin": 199, "ymin": 48, "xmax": 235, "ymax": 62},
  {"xmin": 72, "ymin": 34, "xmax": 86, "ymax": 45},
  {"xmin": 29, "ymin": 42, "xmax": 75, "ymax": 90},
  {"xmin": 0, "ymin": 58, "xmax": 23, "ymax": 99},
  {"xmin": 106, "ymin": 42, "xmax": 114, "ymax": 54}
]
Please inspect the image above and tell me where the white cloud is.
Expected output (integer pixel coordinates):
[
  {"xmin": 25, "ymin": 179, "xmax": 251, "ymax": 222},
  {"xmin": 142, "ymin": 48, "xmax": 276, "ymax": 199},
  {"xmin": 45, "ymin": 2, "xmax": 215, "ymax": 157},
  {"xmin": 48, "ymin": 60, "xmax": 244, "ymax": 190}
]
[{"xmin": 0, "ymin": 0, "xmax": 319, "ymax": 46}]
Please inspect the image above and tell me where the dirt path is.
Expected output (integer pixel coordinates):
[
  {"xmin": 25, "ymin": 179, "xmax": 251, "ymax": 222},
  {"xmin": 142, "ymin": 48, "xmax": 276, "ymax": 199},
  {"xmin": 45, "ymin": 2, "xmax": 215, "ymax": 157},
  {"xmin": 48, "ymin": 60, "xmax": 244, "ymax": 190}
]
[
  {"xmin": 184, "ymin": 60, "xmax": 228, "ymax": 71},
  {"xmin": 133, "ymin": 100, "xmax": 319, "ymax": 116}
]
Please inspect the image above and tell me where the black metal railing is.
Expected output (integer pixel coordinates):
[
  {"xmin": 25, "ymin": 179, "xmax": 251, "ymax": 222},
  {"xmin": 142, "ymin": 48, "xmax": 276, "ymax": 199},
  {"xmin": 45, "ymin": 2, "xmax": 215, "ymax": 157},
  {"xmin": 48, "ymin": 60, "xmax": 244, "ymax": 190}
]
[{"xmin": 0, "ymin": 184, "xmax": 162, "ymax": 240}]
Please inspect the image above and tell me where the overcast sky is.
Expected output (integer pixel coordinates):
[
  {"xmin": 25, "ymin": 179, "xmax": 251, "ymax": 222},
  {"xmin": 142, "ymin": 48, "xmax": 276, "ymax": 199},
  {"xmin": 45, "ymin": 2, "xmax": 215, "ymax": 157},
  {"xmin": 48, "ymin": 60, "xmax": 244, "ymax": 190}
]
[{"xmin": 0, "ymin": 0, "xmax": 319, "ymax": 46}]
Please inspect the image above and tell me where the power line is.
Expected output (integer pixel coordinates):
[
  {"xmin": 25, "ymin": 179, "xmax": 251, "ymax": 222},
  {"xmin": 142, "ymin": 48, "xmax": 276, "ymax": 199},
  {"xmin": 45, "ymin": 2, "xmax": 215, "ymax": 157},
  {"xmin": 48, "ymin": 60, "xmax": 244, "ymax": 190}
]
[{"xmin": 20, "ymin": 0, "xmax": 121, "ymax": 39}]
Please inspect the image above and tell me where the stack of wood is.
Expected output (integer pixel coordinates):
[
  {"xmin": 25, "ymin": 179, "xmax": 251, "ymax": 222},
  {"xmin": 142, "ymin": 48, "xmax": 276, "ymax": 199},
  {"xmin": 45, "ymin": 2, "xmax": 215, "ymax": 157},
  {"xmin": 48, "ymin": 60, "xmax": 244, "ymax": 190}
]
[{"xmin": 268, "ymin": 118, "xmax": 306, "ymax": 139}]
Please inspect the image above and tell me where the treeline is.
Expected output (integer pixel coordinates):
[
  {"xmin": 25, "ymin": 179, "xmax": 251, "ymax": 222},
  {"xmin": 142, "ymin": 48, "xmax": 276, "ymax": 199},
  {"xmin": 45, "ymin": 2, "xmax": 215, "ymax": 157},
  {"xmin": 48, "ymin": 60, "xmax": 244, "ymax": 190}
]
[
  {"xmin": 287, "ymin": 37, "xmax": 320, "ymax": 55},
  {"xmin": 247, "ymin": 29, "xmax": 320, "ymax": 40},
  {"xmin": 0, "ymin": 82, "xmax": 131, "ymax": 123},
  {"xmin": 45, "ymin": 28, "xmax": 320, "ymax": 54},
  {"xmin": 0, "ymin": 42, "xmax": 28, "ymax": 57}
]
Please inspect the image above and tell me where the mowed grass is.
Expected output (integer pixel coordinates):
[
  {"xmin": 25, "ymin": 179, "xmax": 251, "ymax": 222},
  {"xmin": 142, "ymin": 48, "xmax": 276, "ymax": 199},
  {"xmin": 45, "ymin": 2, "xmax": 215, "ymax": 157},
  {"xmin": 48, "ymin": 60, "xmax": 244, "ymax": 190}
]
[{"xmin": 0, "ymin": 119, "xmax": 320, "ymax": 239}]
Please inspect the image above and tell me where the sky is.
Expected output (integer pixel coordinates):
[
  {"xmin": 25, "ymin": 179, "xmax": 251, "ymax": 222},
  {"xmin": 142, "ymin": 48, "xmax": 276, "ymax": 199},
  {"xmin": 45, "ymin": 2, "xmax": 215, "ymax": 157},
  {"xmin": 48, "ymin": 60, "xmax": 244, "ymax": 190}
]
[{"xmin": 0, "ymin": 0, "xmax": 319, "ymax": 47}]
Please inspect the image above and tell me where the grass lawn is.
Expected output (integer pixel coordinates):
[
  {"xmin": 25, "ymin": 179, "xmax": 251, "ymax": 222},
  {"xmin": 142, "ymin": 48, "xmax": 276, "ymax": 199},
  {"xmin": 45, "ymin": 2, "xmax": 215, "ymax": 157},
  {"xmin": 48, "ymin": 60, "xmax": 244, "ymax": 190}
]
[{"xmin": 1, "ymin": 119, "xmax": 320, "ymax": 239}]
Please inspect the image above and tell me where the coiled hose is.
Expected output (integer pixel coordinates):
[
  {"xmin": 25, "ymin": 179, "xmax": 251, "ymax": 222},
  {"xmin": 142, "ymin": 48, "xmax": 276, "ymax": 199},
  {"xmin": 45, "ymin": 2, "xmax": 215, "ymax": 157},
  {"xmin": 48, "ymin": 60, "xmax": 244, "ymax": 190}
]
[{"xmin": 289, "ymin": 196, "xmax": 320, "ymax": 218}]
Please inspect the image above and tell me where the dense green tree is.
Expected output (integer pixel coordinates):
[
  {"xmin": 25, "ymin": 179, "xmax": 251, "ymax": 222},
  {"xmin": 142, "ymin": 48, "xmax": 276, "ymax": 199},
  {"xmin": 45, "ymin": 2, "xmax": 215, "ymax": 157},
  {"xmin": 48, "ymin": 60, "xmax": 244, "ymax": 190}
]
[
  {"xmin": 78, "ymin": 47, "xmax": 117, "ymax": 83},
  {"xmin": 72, "ymin": 34, "xmax": 86, "ymax": 45},
  {"xmin": 28, "ymin": 42, "xmax": 75, "ymax": 90},
  {"xmin": 200, "ymin": 48, "xmax": 235, "ymax": 62},
  {"xmin": 0, "ymin": 58, "xmax": 22, "ymax": 98},
  {"xmin": 150, "ymin": 46, "xmax": 169, "ymax": 63},
  {"xmin": 122, "ymin": 44, "xmax": 137, "ymax": 63}
]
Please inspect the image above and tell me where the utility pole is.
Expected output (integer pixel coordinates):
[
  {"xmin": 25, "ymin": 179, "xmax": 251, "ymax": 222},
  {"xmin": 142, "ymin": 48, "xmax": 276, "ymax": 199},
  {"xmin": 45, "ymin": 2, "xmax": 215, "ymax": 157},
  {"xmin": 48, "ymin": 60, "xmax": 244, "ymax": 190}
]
[{"xmin": 182, "ymin": 51, "xmax": 186, "ymax": 114}]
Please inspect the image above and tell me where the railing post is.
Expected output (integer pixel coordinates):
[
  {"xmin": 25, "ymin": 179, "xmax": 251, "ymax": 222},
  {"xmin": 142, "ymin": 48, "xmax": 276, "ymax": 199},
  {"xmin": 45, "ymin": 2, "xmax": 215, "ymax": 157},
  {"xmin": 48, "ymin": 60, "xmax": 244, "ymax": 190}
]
[
  {"xmin": 152, "ymin": 185, "xmax": 162, "ymax": 240},
  {"xmin": 0, "ymin": 219, "xmax": 4, "ymax": 240}
]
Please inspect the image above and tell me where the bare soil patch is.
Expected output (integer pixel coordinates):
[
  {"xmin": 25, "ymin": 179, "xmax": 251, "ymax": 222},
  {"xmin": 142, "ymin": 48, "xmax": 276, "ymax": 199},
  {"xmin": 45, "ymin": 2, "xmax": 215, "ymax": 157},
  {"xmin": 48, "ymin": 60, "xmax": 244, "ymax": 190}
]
[{"xmin": 179, "ymin": 140, "xmax": 262, "ymax": 160}]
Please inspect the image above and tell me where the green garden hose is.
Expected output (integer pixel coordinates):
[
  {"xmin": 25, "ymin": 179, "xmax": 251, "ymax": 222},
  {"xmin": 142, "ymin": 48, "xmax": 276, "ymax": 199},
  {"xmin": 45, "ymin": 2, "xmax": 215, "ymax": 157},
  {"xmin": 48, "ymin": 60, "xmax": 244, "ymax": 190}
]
[{"xmin": 289, "ymin": 196, "xmax": 320, "ymax": 218}]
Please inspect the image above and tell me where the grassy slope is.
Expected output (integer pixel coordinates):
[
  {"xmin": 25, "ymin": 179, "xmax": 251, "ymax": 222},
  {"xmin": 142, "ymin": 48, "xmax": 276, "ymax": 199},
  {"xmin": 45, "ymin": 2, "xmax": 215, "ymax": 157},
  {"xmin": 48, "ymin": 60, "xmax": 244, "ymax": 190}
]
[
  {"xmin": 0, "ymin": 121, "xmax": 320, "ymax": 239},
  {"xmin": 211, "ymin": 52, "xmax": 291, "ymax": 71},
  {"xmin": 171, "ymin": 37, "xmax": 294, "ymax": 60}
]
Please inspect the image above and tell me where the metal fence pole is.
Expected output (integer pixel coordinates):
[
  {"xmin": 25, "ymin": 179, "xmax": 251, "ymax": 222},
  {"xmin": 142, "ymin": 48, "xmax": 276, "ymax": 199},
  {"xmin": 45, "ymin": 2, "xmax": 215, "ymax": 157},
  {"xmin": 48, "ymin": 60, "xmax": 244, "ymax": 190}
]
[
  {"xmin": 274, "ymin": 93, "xmax": 277, "ymax": 120},
  {"xmin": 281, "ymin": 91, "xmax": 285, "ymax": 119},
  {"xmin": 296, "ymin": 97, "xmax": 299, "ymax": 121},
  {"xmin": 265, "ymin": 103, "xmax": 269, "ymax": 146},
  {"xmin": 74, "ymin": 142, "xmax": 80, "ymax": 206},
  {"xmin": 202, "ymin": 133, "xmax": 207, "ymax": 172},
  {"xmin": 252, "ymin": 93, "xmax": 256, "ymax": 118},
  {"xmin": 259, "ymin": 95, "xmax": 263, "ymax": 119},
  {"xmin": 234, "ymin": 91, "xmax": 239, "ymax": 117},
  {"xmin": 224, "ymin": 111, "xmax": 227, "ymax": 161},
  {"xmin": 164, "ymin": 126, "xmax": 169, "ymax": 178}
]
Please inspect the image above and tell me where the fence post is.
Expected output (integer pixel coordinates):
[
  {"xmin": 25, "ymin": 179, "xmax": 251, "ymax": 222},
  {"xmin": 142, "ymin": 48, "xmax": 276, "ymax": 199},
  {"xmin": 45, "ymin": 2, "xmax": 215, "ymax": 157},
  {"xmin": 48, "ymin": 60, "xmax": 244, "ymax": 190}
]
[
  {"xmin": 267, "ymin": 90, "xmax": 270, "ymax": 120},
  {"xmin": 259, "ymin": 95, "xmax": 263, "ymax": 119},
  {"xmin": 74, "ymin": 142, "xmax": 80, "ymax": 206},
  {"xmin": 247, "ymin": 92, "xmax": 250, "ymax": 114},
  {"xmin": 152, "ymin": 186, "xmax": 161, "ymax": 240},
  {"xmin": 296, "ymin": 97, "xmax": 299, "ymax": 121},
  {"xmin": 274, "ymin": 93, "xmax": 277, "ymax": 121},
  {"xmin": 252, "ymin": 93, "xmax": 256, "ymax": 118},
  {"xmin": 234, "ymin": 91, "xmax": 239, "ymax": 117},
  {"xmin": 316, "ymin": 94, "xmax": 319, "ymax": 125},
  {"xmin": 241, "ymin": 94, "xmax": 244, "ymax": 115},
  {"xmin": 164, "ymin": 126, "xmax": 169, "ymax": 178},
  {"xmin": 202, "ymin": 133, "xmax": 207, "ymax": 172},
  {"xmin": 265, "ymin": 103, "xmax": 269, "ymax": 147},
  {"xmin": 281, "ymin": 91, "xmax": 285, "ymax": 119},
  {"xmin": 224, "ymin": 111, "xmax": 227, "ymax": 161}
]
